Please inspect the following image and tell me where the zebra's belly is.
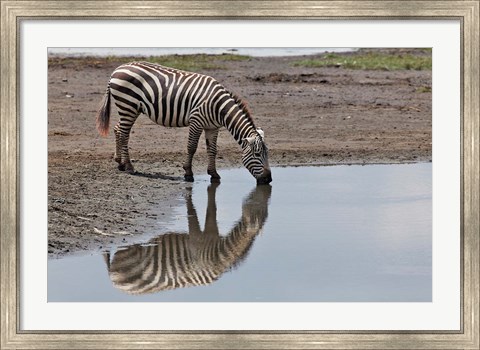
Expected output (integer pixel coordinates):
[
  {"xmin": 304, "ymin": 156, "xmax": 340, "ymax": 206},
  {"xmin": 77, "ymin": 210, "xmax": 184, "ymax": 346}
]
[{"xmin": 145, "ymin": 107, "xmax": 191, "ymax": 128}]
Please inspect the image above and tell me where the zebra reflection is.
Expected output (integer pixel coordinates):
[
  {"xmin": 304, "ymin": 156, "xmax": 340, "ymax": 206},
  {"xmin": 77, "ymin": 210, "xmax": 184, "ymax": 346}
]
[{"xmin": 104, "ymin": 184, "xmax": 271, "ymax": 295}]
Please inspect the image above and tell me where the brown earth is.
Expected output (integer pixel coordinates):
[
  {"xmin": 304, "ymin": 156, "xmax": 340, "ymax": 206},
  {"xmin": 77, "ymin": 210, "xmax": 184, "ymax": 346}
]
[{"xmin": 48, "ymin": 49, "xmax": 432, "ymax": 258}]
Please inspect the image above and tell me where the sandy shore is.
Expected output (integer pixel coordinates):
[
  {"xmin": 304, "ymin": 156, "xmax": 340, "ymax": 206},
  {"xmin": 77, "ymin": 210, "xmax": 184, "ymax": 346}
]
[{"xmin": 48, "ymin": 49, "xmax": 431, "ymax": 257}]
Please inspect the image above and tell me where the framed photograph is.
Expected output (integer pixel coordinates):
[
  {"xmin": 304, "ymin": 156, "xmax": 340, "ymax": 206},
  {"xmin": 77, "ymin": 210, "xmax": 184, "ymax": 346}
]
[{"xmin": 1, "ymin": 1, "xmax": 478, "ymax": 349}]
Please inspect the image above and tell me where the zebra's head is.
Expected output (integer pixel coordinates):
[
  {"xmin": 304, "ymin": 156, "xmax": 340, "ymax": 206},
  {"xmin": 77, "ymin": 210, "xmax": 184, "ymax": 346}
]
[{"xmin": 241, "ymin": 128, "xmax": 272, "ymax": 185}]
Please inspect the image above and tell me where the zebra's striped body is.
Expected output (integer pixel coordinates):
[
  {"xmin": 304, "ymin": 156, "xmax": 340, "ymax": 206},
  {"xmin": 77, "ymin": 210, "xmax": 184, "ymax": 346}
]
[
  {"xmin": 96, "ymin": 61, "xmax": 272, "ymax": 184},
  {"xmin": 104, "ymin": 184, "xmax": 271, "ymax": 294}
]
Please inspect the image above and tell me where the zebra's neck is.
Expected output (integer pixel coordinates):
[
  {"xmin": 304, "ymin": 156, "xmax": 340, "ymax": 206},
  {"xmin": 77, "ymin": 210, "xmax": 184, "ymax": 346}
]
[{"xmin": 221, "ymin": 98, "xmax": 257, "ymax": 145}]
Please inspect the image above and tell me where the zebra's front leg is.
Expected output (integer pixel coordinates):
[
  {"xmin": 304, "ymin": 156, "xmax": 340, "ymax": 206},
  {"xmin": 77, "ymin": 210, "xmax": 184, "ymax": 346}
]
[
  {"xmin": 114, "ymin": 121, "xmax": 135, "ymax": 174},
  {"xmin": 205, "ymin": 128, "xmax": 221, "ymax": 183},
  {"xmin": 185, "ymin": 188, "xmax": 201, "ymax": 235},
  {"xmin": 204, "ymin": 183, "xmax": 220, "ymax": 236},
  {"xmin": 183, "ymin": 123, "xmax": 203, "ymax": 182}
]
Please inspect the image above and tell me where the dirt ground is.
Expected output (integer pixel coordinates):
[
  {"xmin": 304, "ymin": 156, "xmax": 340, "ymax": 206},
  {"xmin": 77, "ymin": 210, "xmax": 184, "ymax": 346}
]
[{"xmin": 48, "ymin": 49, "xmax": 432, "ymax": 258}]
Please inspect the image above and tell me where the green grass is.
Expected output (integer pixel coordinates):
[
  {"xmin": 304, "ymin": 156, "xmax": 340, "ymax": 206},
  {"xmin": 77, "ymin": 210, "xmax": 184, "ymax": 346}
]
[
  {"xmin": 144, "ymin": 53, "xmax": 250, "ymax": 71},
  {"xmin": 416, "ymin": 86, "xmax": 432, "ymax": 93},
  {"xmin": 293, "ymin": 52, "xmax": 432, "ymax": 71},
  {"xmin": 48, "ymin": 53, "xmax": 250, "ymax": 71}
]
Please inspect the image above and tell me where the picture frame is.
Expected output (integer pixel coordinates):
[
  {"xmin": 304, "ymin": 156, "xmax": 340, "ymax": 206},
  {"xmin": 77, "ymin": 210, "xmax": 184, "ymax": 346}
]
[{"xmin": 1, "ymin": 1, "xmax": 478, "ymax": 349}]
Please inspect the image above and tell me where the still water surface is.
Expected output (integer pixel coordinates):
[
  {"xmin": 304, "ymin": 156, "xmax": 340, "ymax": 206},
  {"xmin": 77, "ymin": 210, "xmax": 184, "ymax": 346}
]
[
  {"xmin": 48, "ymin": 164, "xmax": 432, "ymax": 302},
  {"xmin": 48, "ymin": 47, "xmax": 355, "ymax": 57}
]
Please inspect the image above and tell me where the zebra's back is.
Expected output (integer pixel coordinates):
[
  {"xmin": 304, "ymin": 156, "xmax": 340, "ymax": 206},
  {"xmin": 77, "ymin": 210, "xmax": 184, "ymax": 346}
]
[
  {"xmin": 109, "ymin": 62, "xmax": 220, "ymax": 127},
  {"xmin": 108, "ymin": 233, "xmax": 227, "ymax": 294}
]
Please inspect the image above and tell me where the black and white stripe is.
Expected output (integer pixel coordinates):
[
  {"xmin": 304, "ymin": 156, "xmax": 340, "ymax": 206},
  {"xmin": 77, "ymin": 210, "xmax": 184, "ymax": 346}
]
[
  {"xmin": 104, "ymin": 184, "xmax": 271, "ymax": 295},
  {"xmin": 97, "ymin": 62, "xmax": 272, "ymax": 184}
]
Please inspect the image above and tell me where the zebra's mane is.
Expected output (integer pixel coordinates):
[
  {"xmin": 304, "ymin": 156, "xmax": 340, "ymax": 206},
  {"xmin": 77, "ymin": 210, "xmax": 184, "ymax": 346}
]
[{"xmin": 230, "ymin": 93, "xmax": 256, "ymax": 129}]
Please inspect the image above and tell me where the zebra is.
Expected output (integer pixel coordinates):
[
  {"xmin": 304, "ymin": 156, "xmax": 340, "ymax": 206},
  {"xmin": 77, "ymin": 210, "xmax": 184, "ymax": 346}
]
[
  {"xmin": 103, "ymin": 183, "xmax": 272, "ymax": 295},
  {"xmin": 96, "ymin": 61, "xmax": 272, "ymax": 185}
]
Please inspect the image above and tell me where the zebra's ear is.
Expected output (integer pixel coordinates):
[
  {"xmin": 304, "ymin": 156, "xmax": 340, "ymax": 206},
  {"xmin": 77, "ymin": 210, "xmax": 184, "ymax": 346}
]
[
  {"xmin": 242, "ymin": 136, "xmax": 256, "ymax": 147},
  {"xmin": 256, "ymin": 128, "xmax": 265, "ymax": 139}
]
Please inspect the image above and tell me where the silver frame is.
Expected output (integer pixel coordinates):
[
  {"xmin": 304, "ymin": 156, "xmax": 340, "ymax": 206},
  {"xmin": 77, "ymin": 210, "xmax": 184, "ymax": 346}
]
[{"xmin": 1, "ymin": 1, "xmax": 478, "ymax": 349}]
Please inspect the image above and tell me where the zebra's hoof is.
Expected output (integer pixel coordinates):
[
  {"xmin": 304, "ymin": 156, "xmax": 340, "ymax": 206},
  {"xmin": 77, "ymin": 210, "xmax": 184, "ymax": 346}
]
[
  {"xmin": 184, "ymin": 175, "xmax": 194, "ymax": 182},
  {"xmin": 118, "ymin": 164, "xmax": 126, "ymax": 171},
  {"xmin": 210, "ymin": 177, "xmax": 221, "ymax": 184}
]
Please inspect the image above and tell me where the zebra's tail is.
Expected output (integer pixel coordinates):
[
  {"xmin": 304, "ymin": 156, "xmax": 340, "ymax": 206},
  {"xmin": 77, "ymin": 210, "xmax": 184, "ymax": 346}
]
[{"xmin": 96, "ymin": 85, "xmax": 111, "ymax": 137}]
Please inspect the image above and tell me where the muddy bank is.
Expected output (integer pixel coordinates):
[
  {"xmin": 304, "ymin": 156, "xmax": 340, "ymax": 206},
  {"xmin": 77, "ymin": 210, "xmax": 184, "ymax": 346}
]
[{"xmin": 48, "ymin": 49, "xmax": 431, "ymax": 258}]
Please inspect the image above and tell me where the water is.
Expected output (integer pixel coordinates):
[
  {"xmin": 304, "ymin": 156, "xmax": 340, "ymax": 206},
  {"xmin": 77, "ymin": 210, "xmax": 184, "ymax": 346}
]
[
  {"xmin": 48, "ymin": 163, "xmax": 432, "ymax": 302},
  {"xmin": 48, "ymin": 47, "xmax": 356, "ymax": 57}
]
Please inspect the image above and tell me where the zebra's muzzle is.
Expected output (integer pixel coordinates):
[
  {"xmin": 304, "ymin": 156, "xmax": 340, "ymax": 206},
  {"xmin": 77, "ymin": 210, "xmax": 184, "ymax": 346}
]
[{"xmin": 256, "ymin": 171, "xmax": 272, "ymax": 185}]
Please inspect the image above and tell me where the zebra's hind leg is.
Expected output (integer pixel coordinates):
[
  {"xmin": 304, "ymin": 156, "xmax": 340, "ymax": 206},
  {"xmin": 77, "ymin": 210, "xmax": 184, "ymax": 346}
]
[
  {"xmin": 114, "ymin": 117, "xmax": 137, "ymax": 174},
  {"xmin": 113, "ymin": 124, "xmax": 122, "ymax": 166},
  {"xmin": 205, "ymin": 128, "xmax": 221, "ymax": 183},
  {"xmin": 183, "ymin": 122, "xmax": 203, "ymax": 182}
]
